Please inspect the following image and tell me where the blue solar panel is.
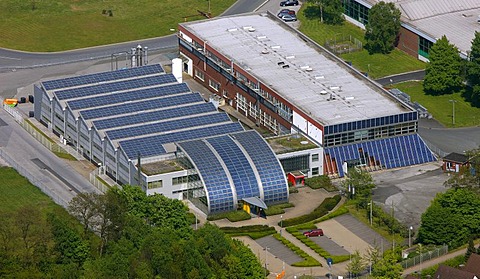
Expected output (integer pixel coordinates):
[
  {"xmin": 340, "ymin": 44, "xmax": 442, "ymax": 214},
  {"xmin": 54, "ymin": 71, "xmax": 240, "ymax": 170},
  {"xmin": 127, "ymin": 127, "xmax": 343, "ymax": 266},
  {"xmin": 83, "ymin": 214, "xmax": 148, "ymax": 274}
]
[
  {"xmin": 119, "ymin": 122, "xmax": 244, "ymax": 159},
  {"xmin": 55, "ymin": 74, "xmax": 177, "ymax": 100},
  {"xmin": 67, "ymin": 77, "xmax": 182, "ymax": 110},
  {"xmin": 206, "ymin": 135, "xmax": 261, "ymax": 201},
  {"xmin": 106, "ymin": 113, "xmax": 231, "ymax": 140},
  {"xmin": 324, "ymin": 134, "xmax": 437, "ymax": 177},
  {"xmin": 43, "ymin": 64, "xmax": 164, "ymax": 91},
  {"xmin": 80, "ymin": 93, "xmax": 203, "ymax": 120},
  {"xmin": 232, "ymin": 130, "xmax": 288, "ymax": 204},
  {"xmin": 178, "ymin": 140, "xmax": 235, "ymax": 213},
  {"xmin": 93, "ymin": 102, "xmax": 217, "ymax": 130}
]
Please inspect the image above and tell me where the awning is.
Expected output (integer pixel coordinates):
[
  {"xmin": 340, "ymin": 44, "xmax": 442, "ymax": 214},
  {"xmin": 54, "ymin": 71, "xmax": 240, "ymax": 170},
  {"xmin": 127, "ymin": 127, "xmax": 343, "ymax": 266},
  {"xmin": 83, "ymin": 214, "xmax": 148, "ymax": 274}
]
[{"xmin": 242, "ymin": 197, "xmax": 268, "ymax": 209}]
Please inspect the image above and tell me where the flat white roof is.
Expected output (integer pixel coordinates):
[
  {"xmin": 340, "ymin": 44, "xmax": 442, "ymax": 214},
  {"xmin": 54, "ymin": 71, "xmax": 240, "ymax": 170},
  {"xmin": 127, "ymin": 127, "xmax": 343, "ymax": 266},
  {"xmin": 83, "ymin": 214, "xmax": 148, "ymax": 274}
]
[
  {"xmin": 372, "ymin": 0, "xmax": 480, "ymax": 56},
  {"xmin": 182, "ymin": 14, "xmax": 408, "ymax": 126}
]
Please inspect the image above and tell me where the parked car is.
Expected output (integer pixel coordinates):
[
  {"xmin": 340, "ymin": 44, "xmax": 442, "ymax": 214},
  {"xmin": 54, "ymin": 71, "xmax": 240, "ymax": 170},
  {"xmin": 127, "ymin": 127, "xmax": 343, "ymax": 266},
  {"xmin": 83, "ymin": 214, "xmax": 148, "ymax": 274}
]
[
  {"xmin": 277, "ymin": 9, "xmax": 296, "ymax": 17},
  {"xmin": 303, "ymin": 229, "xmax": 324, "ymax": 237},
  {"xmin": 280, "ymin": 0, "xmax": 299, "ymax": 6},
  {"xmin": 280, "ymin": 14, "xmax": 297, "ymax": 22}
]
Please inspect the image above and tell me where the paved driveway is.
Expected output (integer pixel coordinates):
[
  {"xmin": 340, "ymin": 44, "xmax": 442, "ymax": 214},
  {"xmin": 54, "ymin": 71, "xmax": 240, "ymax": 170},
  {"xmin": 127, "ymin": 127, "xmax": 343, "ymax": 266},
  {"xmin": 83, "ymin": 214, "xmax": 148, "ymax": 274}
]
[
  {"xmin": 304, "ymin": 233, "xmax": 349, "ymax": 256},
  {"xmin": 334, "ymin": 214, "xmax": 390, "ymax": 250},
  {"xmin": 256, "ymin": 235, "xmax": 304, "ymax": 265}
]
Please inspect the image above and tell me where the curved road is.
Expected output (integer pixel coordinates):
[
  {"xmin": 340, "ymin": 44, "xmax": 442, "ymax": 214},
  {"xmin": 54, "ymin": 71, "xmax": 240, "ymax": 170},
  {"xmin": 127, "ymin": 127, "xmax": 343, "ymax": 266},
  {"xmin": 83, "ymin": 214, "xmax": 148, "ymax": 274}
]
[{"xmin": 0, "ymin": 0, "xmax": 266, "ymax": 72}]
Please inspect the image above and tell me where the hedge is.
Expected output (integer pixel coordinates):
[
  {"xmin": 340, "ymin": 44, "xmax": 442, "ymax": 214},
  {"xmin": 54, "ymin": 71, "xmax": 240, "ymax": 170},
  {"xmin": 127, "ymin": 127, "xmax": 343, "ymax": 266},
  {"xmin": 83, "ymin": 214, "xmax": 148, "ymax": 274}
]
[
  {"xmin": 280, "ymin": 195, "xmax": 341, "ymax": 227},
  {"xmin": 304, "ymin": 175, "xmax": 337, "ymax": 192},
  {"xmin": 272, "ymin": 234, "xmax": 322, "ymax": 267},
  {"xmin": 221, "ymin": 225, "xmax": 277, "ymax": 239},
  {"xmin": 264, "ymin": 203, "xmax": 295, "ymax": 216},
  {"xmin": 207, "ymin": 210, "xmax": 251, "ymax": 222}
]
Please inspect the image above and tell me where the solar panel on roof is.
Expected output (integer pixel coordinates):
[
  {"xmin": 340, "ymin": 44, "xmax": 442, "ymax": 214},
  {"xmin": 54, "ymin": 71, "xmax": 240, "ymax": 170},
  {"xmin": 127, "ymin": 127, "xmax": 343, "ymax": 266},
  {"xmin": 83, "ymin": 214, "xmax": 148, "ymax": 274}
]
[
  {"xmin": 106, "ymin": 113, "xmax": 230, "ymax": 140},
  {"xmin": 55, "ymin": 74, "xmax": 176, "ymax": 100},
  {"xmin": 67, "ymin": 80, "xmax": 186, "ymax": 110},
  {"xmin": 178, "ymin": 139, "xmax": 235, "ymax": 213},
  {"xmin": 324, "ymin": 134, "xmax": 437, "ymax": 177},
  {"xmin": 42, "ymin": 64, "xmax": 164, "ymax": 91},
  {"xmin": 119, "ymin": 122, "xmax": 244, "ymax": 159},
  {"xmin": 80, "ymin": 93, "xmax": 203, "ymax": 120},
  {"xmin": 232, "ymin": 130, "xmax": 288, "ymax": 204},
  {"xmin": 93, "ymin": 102, "xmax": 217, "ymax": 130},
  {"xmin": 206, "ymin": 135, "xmax": 261, "ymax": 200}
]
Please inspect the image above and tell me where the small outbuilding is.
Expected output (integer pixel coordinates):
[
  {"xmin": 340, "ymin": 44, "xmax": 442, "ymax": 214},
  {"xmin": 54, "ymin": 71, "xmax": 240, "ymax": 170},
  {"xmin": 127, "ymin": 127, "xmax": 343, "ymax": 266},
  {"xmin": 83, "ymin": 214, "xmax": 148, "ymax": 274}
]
[{"xmin": 443, "ymin": 152, "xmax": 469, "ymax": 173}]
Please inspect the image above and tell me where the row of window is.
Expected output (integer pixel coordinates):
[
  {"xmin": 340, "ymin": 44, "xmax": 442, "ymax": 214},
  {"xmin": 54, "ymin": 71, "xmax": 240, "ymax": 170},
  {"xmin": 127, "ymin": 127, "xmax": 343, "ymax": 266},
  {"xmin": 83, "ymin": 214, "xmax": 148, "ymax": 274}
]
[{"xmin": 342, "ymin": 0, "xmax": 369, "ymax": 25}]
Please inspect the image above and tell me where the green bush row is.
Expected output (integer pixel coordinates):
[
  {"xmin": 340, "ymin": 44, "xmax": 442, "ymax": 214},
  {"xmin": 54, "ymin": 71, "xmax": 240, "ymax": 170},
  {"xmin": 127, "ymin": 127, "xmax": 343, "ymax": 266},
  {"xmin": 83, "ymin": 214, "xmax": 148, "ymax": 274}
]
[
  {"xmin": 280, "ymin": 195, "xmax": 341, "ymax": 227},
  {"xmin": 207, "ymin": 210, "xmax": 251, "ymax": 222},
  {"xmin": 304, "ymin": 175, "xmax": 337, "ymax": 191},
  {"xmin": 273, "ymin": 234, "xmax": 322, "ymax": 267},
  {"xmin": 221, "ymin": 225, "xmax": 277, "ymax": 239},
  {"xmin": 265, "ymin": 203, "xmax": 295, "ymax": 216}
]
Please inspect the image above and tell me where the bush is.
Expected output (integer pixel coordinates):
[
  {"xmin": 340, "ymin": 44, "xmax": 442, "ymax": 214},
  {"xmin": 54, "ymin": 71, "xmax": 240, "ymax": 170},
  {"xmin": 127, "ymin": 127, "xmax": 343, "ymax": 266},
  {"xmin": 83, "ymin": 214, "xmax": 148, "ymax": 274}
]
[
  {"xmin": 207, "ymin": 210, "xmax": 251, "ymax": 222},
  {"xmin": 264, "ymin": 203, "xmax": 295, "ymax": 216},
  {"xmin": 221, "ymin": 225, "xmax": 276, "ymax": 239},
  {"xmin": 304, "ymin": 175, "xmax": 337, "ymax": 191},
  {"xmin": 272, "ymin": 234, "xmax": 322, "ymax": 267},
  {"xmin": 280, "ymin": 195, "xmax": 341, "ymax": 227},
  {"xmin": 289, "ymin": 186, "xmax": 299, "ymax": 194}
]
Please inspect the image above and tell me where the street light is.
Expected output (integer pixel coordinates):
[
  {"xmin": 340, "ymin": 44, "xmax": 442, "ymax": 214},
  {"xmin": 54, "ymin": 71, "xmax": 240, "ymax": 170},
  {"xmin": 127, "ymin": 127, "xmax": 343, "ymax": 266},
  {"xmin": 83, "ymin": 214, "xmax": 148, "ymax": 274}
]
[
  {"xmin": 280, "ymin": 215, "xmax": 283, "ymax": 236},
  {"xmin": 409, "ymin": 226, "xmax": 413, "ymax": 247},
  {"xmin": 264, "ymin": 246, "xmax": 270, "ymax": 278},
  {"xmin": 370, "ymin": 201, "xmax": 373, "ymax": 226},
  {"xmin": 449, "ymin": 99, "xmax": 457, "ymax": 126}
]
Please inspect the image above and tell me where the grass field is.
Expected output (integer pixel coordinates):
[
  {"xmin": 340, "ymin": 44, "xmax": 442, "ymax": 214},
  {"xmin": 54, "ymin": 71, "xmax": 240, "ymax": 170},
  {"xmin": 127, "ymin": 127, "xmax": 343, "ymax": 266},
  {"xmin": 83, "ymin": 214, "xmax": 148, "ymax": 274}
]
[
  {"xmin": 298, "ymin": 4, "xmax": 425, "ymax": 79},
  {"xmin": 393, "ymin": 81, "xmax": 480, "ymax": 127},
  {"xmin": 0, "ymin": 167, "xmax": 61, "ymax": 213},
  {"xmin": 0, "ymin": 0, "xmax": 235, "ymax": 51}
]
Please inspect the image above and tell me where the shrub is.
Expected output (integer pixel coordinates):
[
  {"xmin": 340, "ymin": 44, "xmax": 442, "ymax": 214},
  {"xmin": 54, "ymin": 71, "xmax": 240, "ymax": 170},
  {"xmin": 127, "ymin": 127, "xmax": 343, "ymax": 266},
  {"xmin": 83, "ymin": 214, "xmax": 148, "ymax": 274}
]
[
  {"xmin": 264, "ymin": 203, "xmax": 295, "ymax": 216},
  {"xmin": 304, "ymin": 175, "xmax": 336, "ymax": 191},
  {"xmin": 272, "ymin": 234, "xmax": 322, "ymax": 267},
  {"xmin": 289, "ymin": 186, "xmax": 299, "ymax": 194},
  {"xmin": 207, "ymin": 210, "xmax": 251, "ymax": 222},
  {"xmin": 280, "ymin": 195, "xmax": 341, "ymax": 227},
  {"xmin": 221, "ymin": 225, "xmax": 276, "ymax": 239}
]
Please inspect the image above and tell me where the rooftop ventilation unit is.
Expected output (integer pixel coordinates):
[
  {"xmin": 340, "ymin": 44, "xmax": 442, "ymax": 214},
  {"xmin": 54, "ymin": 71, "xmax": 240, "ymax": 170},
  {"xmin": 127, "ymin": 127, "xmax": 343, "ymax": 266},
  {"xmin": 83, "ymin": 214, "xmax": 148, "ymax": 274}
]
[
  {"xmin": 320, "ymin": 90, "xmax": 328, "ymax": 95},
  {"xmin": 257, "ymin": 35, "xmax": 267, "ymax": 39},
  {"xmin": 315, "ymin": 75, "xmax": 325, "ymax": 79},
  {"xmin": 243, "ymin": 26, "xmax": 253, "ymax": 30},
  {"xmin": 278, "ymin": 61, "xmax": 285, "ymax": 66},
  {"xmin": 300, "ymin": 65, "xmax": 310, "ymax": 70},
  {"xmin": 271, "ymin": 45, "xmax": 281, "ymax": 49},
  {"xmin": 261, "ymin": 49, "xmax": 269, "ymax": 54},
  {"xmin": 329, "ymin": 86, "xmax": 340, "ymax": 90},
  {"xmin": 248, "ymin": 28, "xmax": 256, "ymax": 32},
  {"xmin": 282, "ymin": 64, "xmax": 290, "ymax": 69},
  {"xmin": 305, "ymin": 68, "xmax": 313, "ymax": 72},
  {"xmin": 286, "ymin": 55, "xmax": 295, "ymax": 59},
  {"xmin": 227, "ymin": 28, "xmax": 238, "ymax": 32}
]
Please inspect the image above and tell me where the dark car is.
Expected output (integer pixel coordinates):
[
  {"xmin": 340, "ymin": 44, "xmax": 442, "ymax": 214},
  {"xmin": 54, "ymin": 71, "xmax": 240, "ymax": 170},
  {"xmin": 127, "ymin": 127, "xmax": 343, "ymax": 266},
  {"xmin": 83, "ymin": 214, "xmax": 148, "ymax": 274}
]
[
  {"xmin": 280, "ymin": 14, "xmax": 297, "ymax": 22},
  {"xmin": 280, "ymin": 0, "xmax": 299, "ymax": 6},
  {"xmin": 303, "ymin": 229, "xmax": 324, "ymax": 237},
  {"xmin": 278, "ymin": 9, "xmax": 296, "ymax": 16}
]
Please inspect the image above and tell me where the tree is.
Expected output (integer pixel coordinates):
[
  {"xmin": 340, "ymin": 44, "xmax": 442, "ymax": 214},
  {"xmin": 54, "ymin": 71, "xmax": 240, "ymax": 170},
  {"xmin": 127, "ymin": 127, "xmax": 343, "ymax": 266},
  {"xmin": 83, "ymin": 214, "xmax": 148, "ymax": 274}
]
[
  {"xmin": 467, "ymin": 31, "xmax": 480, "ymax": 106},
  {"xmin": 68, "ymin": 192, "xmax": 100, "ymax": 237},
  {"xmin": 371, "ymin": 249, "xmax": 403, "ymax": 278},
  {"xmin": 346, "ymin": 250, "xmax": 367, "ymax": 278},
  {"xmin": 364, "ymin": 1, "xmax": 401, "ymax": 54},
  {"xmin": 423, "ymin": 35, "xmax": 463, "ymax": 95},
  {"xmin": 466, "ymin": 235, "xmax": 476, "ymax": 260},
  {"xmin": 305, "ymin": 0, "xmax": 344, "ymax": 25},
  {"xmin": 342, "ymin": 168, "xmax": 375, "ymax": 204}
]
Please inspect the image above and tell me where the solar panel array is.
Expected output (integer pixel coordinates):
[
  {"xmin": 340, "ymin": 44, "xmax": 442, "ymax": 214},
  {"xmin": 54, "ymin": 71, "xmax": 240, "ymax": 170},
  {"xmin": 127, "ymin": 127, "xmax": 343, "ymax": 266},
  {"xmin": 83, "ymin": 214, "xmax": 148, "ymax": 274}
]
[
  {"xmin": 93, "ymin": 103, "xmax": 216, "ymax": 130},
  {"xmin": 177, "ymin": 140, "xmax": 235, "ymax": 213},
  {"xmin": 232, "ymin": 130, "xmax": 288, "ymax": 204},
  {"xmin": 67, "ymin": 81, "xmax": 187, "ymax": 111},
  {"xmin": 119, "ymin": 122, "xmax": 244, "ymax": 159},
  {"xmin": 324, "ymin": 134, "xmax": 437, "ymax": 177},
  {"xmin": 206, "ymin": 135, "xmax": 261, "ymax": 201},
  {"xmin": 43, "ymin": 64, "xmax": 164, "ymax": 91},
  {"xmin": 81, "ymin": 93, "xmax": 203, "ymax": 120},
  {"xmin": 106, "ymin": 113, "xmax": 231, "ymax": 140},
  {"xmin": 55, "ymin": 74, "xmax": 176, "ymax": 100}
]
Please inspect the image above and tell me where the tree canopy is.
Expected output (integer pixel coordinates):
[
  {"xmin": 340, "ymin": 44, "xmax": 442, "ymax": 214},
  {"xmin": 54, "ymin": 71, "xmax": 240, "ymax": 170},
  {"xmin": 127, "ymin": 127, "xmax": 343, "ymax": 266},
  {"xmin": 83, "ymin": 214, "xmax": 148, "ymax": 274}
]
[
  {"xmin": 417, "ymin": 188, "xmax": 480, "ymax": 248},
  {"xmin": 364, "ymin": 1, "xmax": 401, "ymax": 54},
  {"xmin": 467, "ymin": 31, "xmax": 480, "ymax": 106},
  {"xmin": 304, "ymin": 0, "xmax": 344, "ymax": 25},
  {"xmin": 423, "ymin": 35, "xmax": 463, "ymax": 95}
]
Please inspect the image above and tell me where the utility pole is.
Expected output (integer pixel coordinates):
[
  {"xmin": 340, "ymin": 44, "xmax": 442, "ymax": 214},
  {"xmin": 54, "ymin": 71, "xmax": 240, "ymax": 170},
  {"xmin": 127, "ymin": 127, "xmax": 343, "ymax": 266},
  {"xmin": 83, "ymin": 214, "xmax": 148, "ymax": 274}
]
[{"xmin": 449, "ymin": 99, "xmax": 457, "ymax": 126}]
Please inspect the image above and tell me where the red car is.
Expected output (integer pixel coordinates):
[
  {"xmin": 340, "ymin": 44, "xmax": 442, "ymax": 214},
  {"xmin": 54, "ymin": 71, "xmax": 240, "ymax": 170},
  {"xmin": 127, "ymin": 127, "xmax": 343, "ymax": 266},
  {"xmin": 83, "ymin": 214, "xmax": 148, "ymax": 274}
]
[{"xmin": 303, "ymin": 229, "xmax": 324, "ymax": 237}]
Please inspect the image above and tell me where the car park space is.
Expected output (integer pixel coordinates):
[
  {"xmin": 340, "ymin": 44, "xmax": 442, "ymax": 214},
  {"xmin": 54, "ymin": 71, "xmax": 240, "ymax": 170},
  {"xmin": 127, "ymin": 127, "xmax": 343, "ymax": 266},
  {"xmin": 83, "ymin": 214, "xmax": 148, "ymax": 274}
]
[
  {"xmin": 256, "ymin": 235, "xmax": 304, "ymax": 265},
  {"xmin": 276, "ymin": 0, "xmax": 301, "ymax": 23}
]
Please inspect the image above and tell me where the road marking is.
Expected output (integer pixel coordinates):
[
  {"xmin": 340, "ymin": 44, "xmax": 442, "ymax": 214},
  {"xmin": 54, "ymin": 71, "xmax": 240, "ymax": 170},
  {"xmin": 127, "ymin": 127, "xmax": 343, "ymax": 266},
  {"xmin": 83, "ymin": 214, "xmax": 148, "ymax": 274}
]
[{"xmin": 0, "ymin": 56, "xmax": 21, "ymax": 60}]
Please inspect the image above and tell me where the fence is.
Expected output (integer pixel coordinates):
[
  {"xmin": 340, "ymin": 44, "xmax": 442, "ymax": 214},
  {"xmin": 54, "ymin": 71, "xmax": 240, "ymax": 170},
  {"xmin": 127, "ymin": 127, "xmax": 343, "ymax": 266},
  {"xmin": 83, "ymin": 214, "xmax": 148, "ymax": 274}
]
[
  {"xmin": 89, "ymin": 167, "xmax": 112, "ymax": 193},
  {"xmin": 0, "ymin": 148, "xmax": 70, "ymax": 208},
  {"xmin": 325, "ymin": 34, "xmax": 363, "ymax": 55},
  {"xmin": 401, "ymin": 244, "xmax": 448, "ymax": 269}
]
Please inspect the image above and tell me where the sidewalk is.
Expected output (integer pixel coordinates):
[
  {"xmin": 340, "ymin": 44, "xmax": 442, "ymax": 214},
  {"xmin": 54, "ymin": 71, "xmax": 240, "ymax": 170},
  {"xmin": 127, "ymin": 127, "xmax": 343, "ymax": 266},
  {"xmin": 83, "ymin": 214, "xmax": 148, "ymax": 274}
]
[{"xmin": 402, "ymin": 247, "xmax": 466, "ymax": 276}]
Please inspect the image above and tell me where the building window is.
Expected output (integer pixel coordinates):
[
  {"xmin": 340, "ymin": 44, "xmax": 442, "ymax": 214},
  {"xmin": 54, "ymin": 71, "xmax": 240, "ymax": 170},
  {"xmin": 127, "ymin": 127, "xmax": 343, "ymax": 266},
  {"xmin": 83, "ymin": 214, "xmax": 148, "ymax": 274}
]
[
  {"xmin": 148, "ymin": 180, "xmax": 163, "ymax": 189},
  {"xmin": 312, "ymin": 153, "xmax": 319, "ymax": 162},
  {"xmin": 209, "ymin": 79, "xmax": 220, "ymax": 91},
  {"xmin": 195, "ymin": 69, "xmax": 205, "ymax": 81},
  {"xmin": 312, "ymin": 167, "xmax": 319, "ymax": 176},
  {"xmin": 419, "ymin": 37, "xmax": 433, "ymax": 58},
  {"xmin": 280, "ymin": 155, "xmax": 310, "ymax": 173}
]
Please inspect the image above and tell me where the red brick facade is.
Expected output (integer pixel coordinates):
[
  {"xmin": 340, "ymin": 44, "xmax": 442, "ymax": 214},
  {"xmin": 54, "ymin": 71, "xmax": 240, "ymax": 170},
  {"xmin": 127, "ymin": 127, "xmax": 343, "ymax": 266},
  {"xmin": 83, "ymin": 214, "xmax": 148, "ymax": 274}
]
[{"xmin": 397, "ymin": 26, "xmax": 419, "ymax": 58}]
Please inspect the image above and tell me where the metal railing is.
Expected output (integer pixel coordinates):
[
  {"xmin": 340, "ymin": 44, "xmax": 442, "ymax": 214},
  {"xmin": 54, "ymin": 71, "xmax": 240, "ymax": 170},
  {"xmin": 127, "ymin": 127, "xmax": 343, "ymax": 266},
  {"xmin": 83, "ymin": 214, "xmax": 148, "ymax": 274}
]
[
  {"xmin": 0, "ymin": 148, "xmax": 70, "ymax": 208},
  {"xmin": 401, "ymin": 244, "xmax": 448, "ymax": 269}
]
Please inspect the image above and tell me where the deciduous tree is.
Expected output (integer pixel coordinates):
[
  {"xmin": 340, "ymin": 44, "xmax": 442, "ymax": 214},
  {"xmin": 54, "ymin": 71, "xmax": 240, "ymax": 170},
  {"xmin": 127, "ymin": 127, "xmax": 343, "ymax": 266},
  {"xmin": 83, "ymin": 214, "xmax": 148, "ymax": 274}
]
[
  {"xmin": 467, "ymin": 31, "xmax": 480, "ymax": 106},
  {"xmin": 305, "ymin": 0, "xmax": 344, "ymax": 25},
  {"xmin": 364, "ymin": 1, "xmax": 401, "ymax": 54},
  {"xmin": 423, "ymin": 35, "xmax": 463, "ymax": 95},
  {"xmin": 371, "ymin": 249, "xmax": 403, "ymax": 278}
]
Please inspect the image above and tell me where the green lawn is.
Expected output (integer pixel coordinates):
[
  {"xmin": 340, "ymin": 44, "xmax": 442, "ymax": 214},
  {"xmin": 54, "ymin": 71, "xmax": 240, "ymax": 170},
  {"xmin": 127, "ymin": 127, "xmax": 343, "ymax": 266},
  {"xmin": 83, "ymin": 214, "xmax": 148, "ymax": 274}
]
[
  {"xmin": 0, "ymin": 0, "xmax": 235, "ymax": 51},
  {"xmin": 298, "ymin": 4, "xmax": 426, "ymax": 79},
  {"xmin": 0, "ymin": 167, "xmax": 61, "ymax": 213},
  {"xmin": 393, "ymin": 81, "xmax": 480, "ymax": 127}
]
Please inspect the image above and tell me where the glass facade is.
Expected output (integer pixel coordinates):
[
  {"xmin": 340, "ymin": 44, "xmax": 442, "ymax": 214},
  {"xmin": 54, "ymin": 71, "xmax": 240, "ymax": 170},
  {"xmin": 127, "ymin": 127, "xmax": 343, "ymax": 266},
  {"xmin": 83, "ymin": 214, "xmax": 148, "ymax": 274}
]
[
  {"xmin": 419, "ymin": 37, "xmax": 433, "ymax": 58},
  {"xmin": 342, "ymin": 0, "xmax": 369, "ymax": 25},
  {"xmin": 280, "ymin": 155, "xmax": 310, "ymax": 173}
]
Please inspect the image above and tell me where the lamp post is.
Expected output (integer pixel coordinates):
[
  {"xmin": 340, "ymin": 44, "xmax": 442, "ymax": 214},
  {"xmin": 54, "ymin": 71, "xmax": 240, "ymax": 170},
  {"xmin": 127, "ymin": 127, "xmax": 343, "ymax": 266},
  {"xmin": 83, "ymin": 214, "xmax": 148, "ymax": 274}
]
[
  {"xmin": 409, "ymin": 226, "xmax": 413, "ymax": 247},
  {"xmin": 264, "ymin": 246, "xmax": 270, "ymax": 278},
  {"xmin": 449, "ymin": 99, "xmax": 457, "ymax": 126},
  {"xmin": 368, "ymin": 200, "xmax": 373, "ymax": 226},
  {"xmin": 280, "ymin": 215, "xmax": 283, "ymax": 236}
]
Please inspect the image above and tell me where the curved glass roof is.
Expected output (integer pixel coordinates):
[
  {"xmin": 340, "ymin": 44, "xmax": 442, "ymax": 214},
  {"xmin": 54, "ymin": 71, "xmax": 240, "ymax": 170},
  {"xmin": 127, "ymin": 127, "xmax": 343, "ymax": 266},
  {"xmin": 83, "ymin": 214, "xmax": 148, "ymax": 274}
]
[
  {"xmin": 177, "ymin": 140, "xmax": 236, "ymax": 213},
  {"xmin": 232, "ymin": 130, "xmax": 289, "ymax": 204}
]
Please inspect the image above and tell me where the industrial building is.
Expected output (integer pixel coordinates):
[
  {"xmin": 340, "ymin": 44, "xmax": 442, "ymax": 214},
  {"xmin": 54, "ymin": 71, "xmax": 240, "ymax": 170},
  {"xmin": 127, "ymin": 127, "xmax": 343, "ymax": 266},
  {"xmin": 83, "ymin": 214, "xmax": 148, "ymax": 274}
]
[
  {"xmin": 178, "ymin": 12, "xmax": 436, "ymax": 177},
  {"xmin": 342, "ymin": 0, "xmax": 480, "ymax": 60},
  {"xmin": 33, "ymin": 64, "xmax": 290, "ymax": 214}
]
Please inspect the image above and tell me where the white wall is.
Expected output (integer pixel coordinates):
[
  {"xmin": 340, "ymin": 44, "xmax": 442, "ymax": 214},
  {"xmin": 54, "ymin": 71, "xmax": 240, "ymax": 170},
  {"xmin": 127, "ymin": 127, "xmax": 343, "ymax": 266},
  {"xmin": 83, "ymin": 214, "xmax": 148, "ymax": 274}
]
[
  {"xmin": 276, "ymin": 147, "xmax": 324, "ymax": 178},
  {"xmin": 292, "ymin": 110, "xmax": 323, "ymax": 145},
  {"xmin": 146, "ymin": 170, "xmax": 189, "ymax": 200}
]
